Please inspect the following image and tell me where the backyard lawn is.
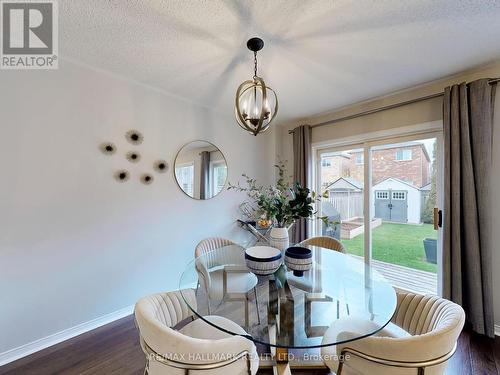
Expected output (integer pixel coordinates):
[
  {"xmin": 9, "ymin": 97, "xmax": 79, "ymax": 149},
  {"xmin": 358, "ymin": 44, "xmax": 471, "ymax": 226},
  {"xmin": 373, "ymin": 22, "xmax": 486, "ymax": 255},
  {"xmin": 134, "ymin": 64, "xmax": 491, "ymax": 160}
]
[{"xmin": 342, "ymin": 223, "xmax": 438, "ymax": 273}]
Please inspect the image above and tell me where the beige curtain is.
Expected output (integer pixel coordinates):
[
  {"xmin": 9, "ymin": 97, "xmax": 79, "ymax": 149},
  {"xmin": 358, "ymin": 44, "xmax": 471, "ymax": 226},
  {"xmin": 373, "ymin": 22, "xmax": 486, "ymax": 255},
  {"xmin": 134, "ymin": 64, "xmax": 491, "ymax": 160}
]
[
  {"xmin": 443, "ymin": 79, "xmax": 496, "ymax": 337},
  {"xmin": 292, "ymin": 124, "xmax": 312, "ymax": 244}
]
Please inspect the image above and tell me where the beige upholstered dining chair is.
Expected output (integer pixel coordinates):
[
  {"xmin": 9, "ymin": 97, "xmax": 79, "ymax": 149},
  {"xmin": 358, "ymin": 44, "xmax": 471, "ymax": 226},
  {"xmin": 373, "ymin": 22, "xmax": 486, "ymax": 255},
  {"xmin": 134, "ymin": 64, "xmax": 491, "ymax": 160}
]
[
  {"xmin": 300, "ymin": 236, "xmax": 346, "ymax": 253},
  {"xmin": 295, "ymin": 235, "xmax": 347, "ymax": 330},
  {"xmin": 321, "ymin": 291, "xmax": 465, "ymax": 375},
  {"xmin": 135, "ymin": 289, "xmax": 259, "ymax": 375},
  {"xmin": 195, "ymin": 237, "xmax": 236, "ymax": 258},
  {"xmin": 194, "ymin": 237, "xmax": 260, "ymax": 326}
]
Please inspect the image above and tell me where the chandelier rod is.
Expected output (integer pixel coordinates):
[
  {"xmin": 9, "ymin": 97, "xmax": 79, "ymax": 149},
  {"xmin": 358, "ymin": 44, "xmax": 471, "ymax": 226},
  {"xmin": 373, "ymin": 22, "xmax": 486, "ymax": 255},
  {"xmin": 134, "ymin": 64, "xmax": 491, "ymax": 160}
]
[{"xmin": 253, "ymin": 51, "xmax": 258, "ymax": 78}]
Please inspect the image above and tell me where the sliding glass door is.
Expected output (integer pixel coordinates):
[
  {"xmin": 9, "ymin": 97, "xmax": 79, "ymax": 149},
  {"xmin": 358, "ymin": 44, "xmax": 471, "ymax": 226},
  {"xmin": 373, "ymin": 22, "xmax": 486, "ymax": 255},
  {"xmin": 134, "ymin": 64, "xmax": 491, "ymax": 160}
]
[
  {"xmin": 316, "ymin": 132, "xmax": 442, "ymax": 295},
  {"xmin": 318, "ymin": 146, "xmax": 365, "ymax": 256}
]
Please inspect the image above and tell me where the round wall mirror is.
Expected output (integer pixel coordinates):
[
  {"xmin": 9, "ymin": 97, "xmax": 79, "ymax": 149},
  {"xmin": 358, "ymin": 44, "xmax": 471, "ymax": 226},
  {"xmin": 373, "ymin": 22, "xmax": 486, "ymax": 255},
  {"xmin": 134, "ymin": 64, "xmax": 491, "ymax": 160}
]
[{"xmin": 174, "ymin": 140, "xmax": 228, "ymax": 200}]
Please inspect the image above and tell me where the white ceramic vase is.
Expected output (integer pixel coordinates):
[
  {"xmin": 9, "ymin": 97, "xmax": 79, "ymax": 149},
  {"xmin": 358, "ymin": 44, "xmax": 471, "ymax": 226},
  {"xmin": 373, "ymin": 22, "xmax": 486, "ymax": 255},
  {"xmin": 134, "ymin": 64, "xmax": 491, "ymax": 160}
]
[{"xmin": 269, "ymin": 227, "xmax": 289, "ymax": 253}]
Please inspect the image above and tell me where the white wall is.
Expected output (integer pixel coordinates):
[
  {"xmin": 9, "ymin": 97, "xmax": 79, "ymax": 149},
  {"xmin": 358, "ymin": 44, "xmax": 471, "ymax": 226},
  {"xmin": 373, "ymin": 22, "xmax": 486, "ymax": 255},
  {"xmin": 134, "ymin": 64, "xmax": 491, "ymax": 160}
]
[{"xmin": 0, "ymin": 61, "xmax": 274, "ymax": 356}]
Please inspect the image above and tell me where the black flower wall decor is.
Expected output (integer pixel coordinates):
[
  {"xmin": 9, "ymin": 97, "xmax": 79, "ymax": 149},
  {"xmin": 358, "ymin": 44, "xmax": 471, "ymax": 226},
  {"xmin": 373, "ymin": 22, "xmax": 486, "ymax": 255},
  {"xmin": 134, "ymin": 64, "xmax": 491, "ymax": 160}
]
[
  {"xmin": 141, "ymin": 173, "xmax": 154, "ymax": 185},
  {"xmin": 154, "ymin": 160, "xmax": 168, "ymax": 173},
  {"xmin": 100, "ymin": 142, "xmax": 117, "ymax": 155},
  {"xmin": 126, "ymin": 151, "xmax": 141, "ymax": 163},
  {"xmin": 99, "ymin": 130, "xmax": 168, "ymax": 185},
  {"xmin": 114, "ymin": 169, "xmax": 130, "ymax": 182},
  {"xmin": 125, "ymin": 130, "xmax": 144, "ymax": 145}
]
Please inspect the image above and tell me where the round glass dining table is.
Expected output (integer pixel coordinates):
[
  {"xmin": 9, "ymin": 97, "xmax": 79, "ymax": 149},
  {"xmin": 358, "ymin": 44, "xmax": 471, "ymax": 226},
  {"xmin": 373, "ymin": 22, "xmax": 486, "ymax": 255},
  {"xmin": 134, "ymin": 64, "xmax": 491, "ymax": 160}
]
[{"xmin": 179, "ymin": 244, "xmax": 397, "ymax": 369}]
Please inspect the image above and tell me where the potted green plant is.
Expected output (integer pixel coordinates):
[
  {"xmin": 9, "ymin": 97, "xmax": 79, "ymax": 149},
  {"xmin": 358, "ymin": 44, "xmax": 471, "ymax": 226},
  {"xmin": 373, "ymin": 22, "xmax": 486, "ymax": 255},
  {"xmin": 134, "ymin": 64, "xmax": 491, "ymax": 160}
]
[{"xmin": 229, "ymin": 162, "xmax": 330, "ymax": 251}]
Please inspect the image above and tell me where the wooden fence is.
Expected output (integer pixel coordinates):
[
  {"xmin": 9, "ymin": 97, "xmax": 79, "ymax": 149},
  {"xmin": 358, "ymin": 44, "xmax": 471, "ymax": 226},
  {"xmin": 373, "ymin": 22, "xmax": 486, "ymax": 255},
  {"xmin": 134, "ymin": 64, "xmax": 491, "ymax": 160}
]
[{"xmin": 326, "ymin": 191, "xmax": 363, "ymax": 221}]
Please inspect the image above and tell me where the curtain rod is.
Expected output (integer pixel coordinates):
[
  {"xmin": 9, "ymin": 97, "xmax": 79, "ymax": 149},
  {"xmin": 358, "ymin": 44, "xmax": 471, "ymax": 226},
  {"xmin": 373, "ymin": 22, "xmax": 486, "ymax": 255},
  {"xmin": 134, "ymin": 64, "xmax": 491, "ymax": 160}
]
[{"xmin": 288, "ymin": 77, "xmax": 500, "ymax": 134}]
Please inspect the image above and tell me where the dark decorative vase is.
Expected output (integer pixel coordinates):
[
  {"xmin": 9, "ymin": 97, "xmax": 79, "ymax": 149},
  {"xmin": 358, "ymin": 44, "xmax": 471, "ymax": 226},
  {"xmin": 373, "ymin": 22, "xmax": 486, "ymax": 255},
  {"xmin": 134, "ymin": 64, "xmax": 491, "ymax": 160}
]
[{"xmin": 284, "ymin": 246, "xmax": 313, "ymax": 276}]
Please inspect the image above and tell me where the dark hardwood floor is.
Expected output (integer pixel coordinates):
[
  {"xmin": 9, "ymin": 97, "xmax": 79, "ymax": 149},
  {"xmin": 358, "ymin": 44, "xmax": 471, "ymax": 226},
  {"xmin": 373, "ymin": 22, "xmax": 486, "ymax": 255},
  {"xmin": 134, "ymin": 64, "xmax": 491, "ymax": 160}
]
[{"xmin": 1, "ymin": 315, "xmax": 499, "ymax": 375}]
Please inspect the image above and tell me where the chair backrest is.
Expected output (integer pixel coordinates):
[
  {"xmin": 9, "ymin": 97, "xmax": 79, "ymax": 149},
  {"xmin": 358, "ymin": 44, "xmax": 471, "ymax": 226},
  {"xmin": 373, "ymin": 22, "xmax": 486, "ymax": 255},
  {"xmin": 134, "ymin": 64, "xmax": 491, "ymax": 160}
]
[
  {"xmin": 136, "ymin": 289, "xmax": 196, "ymax": 329},
  {"xmin": 195, "ymin": 237, "xmax": 236, "ymax": 258},
  {"xmin": 392, "ymin": 292, "xmax": 465, "ymax": 336},
  {"xmin": 135, "ymin": 289, "xmax": 258, "ymax": 374},
  {"xmin": 332, "ymin": 292, "xmax": 465, "ymax": 375},
  {"xmin": 195, "ymin": 243, "xmax": 245, "ymax": 295},
  {"xmin": 300, "ymin": 236, "xmax": 346, "ymax": 253}
]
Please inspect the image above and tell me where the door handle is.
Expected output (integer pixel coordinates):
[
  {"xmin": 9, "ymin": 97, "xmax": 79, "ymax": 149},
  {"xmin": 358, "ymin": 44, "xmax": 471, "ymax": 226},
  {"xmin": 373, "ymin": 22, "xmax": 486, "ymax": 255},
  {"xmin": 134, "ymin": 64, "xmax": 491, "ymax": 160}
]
[{"xmin": 433, "ymin": 208, "xmax": 442, "ymax": 230}]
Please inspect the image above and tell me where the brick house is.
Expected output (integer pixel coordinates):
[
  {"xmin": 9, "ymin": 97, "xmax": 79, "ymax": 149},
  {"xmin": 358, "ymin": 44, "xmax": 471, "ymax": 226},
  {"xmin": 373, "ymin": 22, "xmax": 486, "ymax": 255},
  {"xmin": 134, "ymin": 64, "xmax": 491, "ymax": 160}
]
[
  {"xmin": 348, "ymin": 143, "xmax": 431, "ymax": 187},
  {"xmin": 321, "ymin": 142, "xmax": 431, "ymax": 189}
]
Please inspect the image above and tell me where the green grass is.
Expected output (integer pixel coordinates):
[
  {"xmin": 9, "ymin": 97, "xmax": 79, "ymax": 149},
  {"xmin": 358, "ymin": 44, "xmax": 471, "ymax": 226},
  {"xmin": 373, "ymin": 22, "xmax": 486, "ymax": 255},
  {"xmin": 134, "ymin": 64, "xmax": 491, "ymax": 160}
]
[{"xmin": 342, "ymin": 223, "xmax": 437, "ymax": 273}]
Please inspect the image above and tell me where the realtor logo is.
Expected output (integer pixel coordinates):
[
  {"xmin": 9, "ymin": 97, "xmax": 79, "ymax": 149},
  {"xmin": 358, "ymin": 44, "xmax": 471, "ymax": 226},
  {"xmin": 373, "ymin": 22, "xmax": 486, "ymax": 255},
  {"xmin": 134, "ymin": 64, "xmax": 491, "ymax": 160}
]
[{"xmin": 1, "ymin": 0, "xmax": 58, "ymax": 69}]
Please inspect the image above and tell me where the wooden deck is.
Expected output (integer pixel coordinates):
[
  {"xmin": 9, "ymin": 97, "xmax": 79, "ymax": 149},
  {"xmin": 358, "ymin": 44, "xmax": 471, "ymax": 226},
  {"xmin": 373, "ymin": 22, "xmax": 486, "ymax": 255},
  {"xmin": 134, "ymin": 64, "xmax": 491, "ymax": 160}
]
[{"xmin": 351, "ymin": 255, "xmax": 437, "ymax": 295}]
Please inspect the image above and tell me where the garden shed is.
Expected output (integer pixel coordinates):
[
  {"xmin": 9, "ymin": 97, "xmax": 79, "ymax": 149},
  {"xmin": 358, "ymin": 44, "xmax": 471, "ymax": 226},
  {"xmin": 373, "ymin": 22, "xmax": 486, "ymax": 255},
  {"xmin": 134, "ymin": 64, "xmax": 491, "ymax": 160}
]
[{"xmin": 372, "ymin": 178, "xmax": 421, "ymax": 224}]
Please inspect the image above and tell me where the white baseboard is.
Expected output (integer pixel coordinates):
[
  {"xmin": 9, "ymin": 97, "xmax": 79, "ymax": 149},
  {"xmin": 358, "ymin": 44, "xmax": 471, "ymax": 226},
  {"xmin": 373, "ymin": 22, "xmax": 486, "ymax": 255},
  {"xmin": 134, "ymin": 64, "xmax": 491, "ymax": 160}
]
[
  {"xmin": 0, "ymin": 305, "xmax": 134, "ymax": 367},
  {"xmin": 495, "ymin": 325, "xmax": 500, "ymax": 337}
]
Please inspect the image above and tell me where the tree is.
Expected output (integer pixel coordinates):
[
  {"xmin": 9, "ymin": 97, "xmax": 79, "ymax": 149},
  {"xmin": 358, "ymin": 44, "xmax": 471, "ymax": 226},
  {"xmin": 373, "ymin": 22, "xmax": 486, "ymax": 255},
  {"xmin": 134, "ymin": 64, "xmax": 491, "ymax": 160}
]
[{"xmin": 422, "ymin": 142, "xmax": 437, "ymax": 224}]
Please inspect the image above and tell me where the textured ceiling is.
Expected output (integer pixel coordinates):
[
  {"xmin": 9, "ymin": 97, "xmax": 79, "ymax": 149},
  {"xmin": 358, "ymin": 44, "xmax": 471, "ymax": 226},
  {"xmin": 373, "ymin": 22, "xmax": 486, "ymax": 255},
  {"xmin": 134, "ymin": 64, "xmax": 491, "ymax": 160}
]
[{"xmin": 60, "ymin": 0, "xmax": 500, "ymax": 124}]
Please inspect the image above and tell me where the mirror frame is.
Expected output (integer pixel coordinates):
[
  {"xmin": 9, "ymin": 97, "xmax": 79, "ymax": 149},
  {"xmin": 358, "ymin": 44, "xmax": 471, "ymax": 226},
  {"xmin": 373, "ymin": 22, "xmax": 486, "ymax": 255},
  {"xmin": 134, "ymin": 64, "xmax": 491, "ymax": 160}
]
[{"xmin": 173, "ymin": 140, "xmax": 228, "ymax": 200}]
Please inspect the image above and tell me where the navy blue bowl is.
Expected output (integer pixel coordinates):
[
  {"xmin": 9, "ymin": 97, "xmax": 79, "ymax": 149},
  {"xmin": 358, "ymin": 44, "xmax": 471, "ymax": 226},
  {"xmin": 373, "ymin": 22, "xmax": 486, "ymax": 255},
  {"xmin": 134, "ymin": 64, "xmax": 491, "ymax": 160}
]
[{"xmin": 285, "ymin": 246, "xmax": 312, "ymax": 259}]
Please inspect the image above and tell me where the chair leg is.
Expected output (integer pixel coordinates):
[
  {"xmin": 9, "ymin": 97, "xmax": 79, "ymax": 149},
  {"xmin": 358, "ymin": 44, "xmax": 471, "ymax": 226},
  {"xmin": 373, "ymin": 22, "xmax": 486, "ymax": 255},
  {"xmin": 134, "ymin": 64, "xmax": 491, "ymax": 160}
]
[
  {"xmin": 247, "ymin": 354, "xmax": 252, "ymax": 375},
  {"xmin": 254, "ymin": 287, "xmax": 261, "ymax": 324},
  {"xmin": 207, "ymin": 297, "xmax": 211, "ymax": 315},
  {"xmin": 337, "ymin": 360, "xmax": 344, "ymax": 375},
  {"xmin": 244, "ymin": 296, "xmax": 249, "ymax": 331}
]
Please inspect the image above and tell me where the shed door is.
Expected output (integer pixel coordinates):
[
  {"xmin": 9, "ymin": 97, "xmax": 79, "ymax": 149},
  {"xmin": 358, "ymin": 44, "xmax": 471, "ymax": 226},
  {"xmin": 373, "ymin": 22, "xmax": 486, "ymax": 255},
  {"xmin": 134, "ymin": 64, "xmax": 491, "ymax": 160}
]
[
  {"xmin": 375, "ymin": 191, "xmax": 391, "ymax": 220},
  {"xmin": 375, "ymin": 190, "xmax": 408, "ymax": 223},
  {"xmin": 390, "ymin": 191, "xmax": 408, "ymax": 223}
]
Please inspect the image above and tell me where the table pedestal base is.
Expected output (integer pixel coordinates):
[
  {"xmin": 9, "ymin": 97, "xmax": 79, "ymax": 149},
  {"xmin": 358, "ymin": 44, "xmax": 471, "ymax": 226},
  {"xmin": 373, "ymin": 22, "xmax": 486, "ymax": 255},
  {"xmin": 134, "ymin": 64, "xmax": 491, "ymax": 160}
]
[
  {"xmin": 274, "ymin": 347, "xmax": 292, "ymax": 375},
  {"xmin": 268, "ymin": 280, "xmax": 295, "ymax": 375}
]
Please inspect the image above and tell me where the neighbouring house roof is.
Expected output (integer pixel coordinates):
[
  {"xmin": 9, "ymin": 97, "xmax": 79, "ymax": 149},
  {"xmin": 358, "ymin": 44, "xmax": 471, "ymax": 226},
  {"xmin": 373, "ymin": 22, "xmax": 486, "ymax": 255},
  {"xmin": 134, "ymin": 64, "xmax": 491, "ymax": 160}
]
[
  {"xmin": 325, "ymin": 177, "xmax": 364, "ymax": 191},
  {"xmin": 321, "ymin": 151, "xmax": 352, "ymax": 159},
  {"xmin": 373, "ymin": 177, "xmax": 420, "ymax": 190},
  {"xmin": 420, "ymin": 182, "xmax": 432, "ymax": 191}
]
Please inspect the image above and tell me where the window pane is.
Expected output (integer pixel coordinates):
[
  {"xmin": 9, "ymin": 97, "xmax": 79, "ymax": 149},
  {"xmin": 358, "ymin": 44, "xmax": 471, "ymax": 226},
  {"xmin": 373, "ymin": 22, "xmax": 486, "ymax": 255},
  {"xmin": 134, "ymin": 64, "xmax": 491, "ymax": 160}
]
[
  {"xmin": 355, "ymin": 153, "xmax": 364, "ymax": 164},
  {"xmin": 175, "ymin": 164, "xmax": 194, "ymax": 196},
  {"xmin": 364, "ymin": 138, "xmax": 438, "ymax": 295},
  {"xmin": 318, "ymin": 138, "xmax": 439, "ymax": 296},
  {"xmin": 321, "ymin": 158, "xmax": 332, "ymax": 167},
  {"xmin": 319, "ymin": 149, "xmax": 364, "ymax": 256},
  {"xmin": 396, "ymin": 148, "xmax": 412, "ymax": 161},
  {"xmin": 211, "ymin": 163, "xmax": 227, "ymax": 196}
]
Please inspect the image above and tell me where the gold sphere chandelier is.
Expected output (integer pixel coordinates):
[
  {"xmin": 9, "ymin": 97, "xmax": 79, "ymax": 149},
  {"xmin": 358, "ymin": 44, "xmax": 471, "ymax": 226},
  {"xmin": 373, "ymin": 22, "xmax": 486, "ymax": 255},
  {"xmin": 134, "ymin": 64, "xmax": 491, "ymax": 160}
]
[{"xmin": 235, "ymin": 37, "xmax": 278, "ymax": 136}]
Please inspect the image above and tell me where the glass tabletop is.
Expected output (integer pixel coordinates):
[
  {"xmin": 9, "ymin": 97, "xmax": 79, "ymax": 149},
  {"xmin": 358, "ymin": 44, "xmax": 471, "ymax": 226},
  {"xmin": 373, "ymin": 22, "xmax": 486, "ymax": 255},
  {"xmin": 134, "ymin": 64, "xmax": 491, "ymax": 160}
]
[{"xmin": 179, "ymin": 244, "xmax": 397, "ymax": 349}]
